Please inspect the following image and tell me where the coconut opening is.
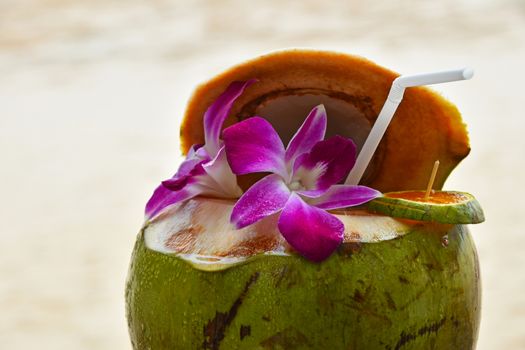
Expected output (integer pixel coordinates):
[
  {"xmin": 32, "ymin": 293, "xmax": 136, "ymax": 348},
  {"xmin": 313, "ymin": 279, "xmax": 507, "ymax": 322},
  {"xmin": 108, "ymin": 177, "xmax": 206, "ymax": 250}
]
[
  {"xmin": 256, "ymin": 94, "xmax": 372, "ymax": 151},
  {"xmin": 238, "ymin": 90, "xmax": 383, "ymax": 184}
]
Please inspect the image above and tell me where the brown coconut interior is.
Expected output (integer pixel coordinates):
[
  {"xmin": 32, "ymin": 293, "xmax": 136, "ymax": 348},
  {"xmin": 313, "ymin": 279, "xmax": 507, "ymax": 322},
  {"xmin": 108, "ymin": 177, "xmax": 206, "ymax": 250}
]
[{"xmin": 181, "ymin": 49, "xmax": 471, "ymax": 193}]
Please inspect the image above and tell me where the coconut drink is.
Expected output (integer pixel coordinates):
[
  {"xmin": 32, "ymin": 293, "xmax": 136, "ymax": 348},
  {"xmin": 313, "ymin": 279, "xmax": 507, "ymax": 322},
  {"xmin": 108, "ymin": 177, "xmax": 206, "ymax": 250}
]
[{"xmin": 125, "ymin": 50, "xmax": 484, "ymax": 349}]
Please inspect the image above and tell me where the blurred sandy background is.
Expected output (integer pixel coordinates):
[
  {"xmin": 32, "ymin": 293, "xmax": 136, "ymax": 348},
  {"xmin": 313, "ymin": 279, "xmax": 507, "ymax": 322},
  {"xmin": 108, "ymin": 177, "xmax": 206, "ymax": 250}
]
[{"xmin": 1, "ymin": 0, "xmax": 524, "ymax": 348}]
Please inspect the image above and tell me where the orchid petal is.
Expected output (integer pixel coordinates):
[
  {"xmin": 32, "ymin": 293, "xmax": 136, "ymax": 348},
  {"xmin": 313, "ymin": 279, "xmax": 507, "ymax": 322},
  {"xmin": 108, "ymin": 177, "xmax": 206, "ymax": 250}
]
[
  {"xmin": 202, "ymin": 146, "xmax": 242, "ymax": 198},
  {"xmin": 310, "ymin": 185, "xmax": 382, "ymax": 210},
  {"xmin": 285, "ymin": 104, "xmax": 327, "ymax": 167},
  {"xmin": 223, "ymin": 117, "xmax": 287, "ymax": 178},
  {"xmin": 145, "ymin": 182, "xmax": 201, "ymax": 219},
  {"xmin": 162, "ymin": 161, "xmax": 207, "ymax": 192},
  {"xmin": 293, "ymin": 135, "xmax": 357, "ymax": 191},
  {"xmin": 159, "ymin": 145, "xmax": 209, "ymax": 192},
  {"xmin": 278, "ymin": 193, "xmax": 344, "ymax": 262},
  {"xmin": 231, "ymin": 174, "xmax": 290, "ymax": 229},
  {"xmin": 150, "ymin": 157, "xmax": 237, "ymax": 220},
  {"xmin": 187, "ymin": 143, "xmax": 205, "ymax": 158},
  {"xmin": 180, "ymin": 144, "xmax": 206, "ymax": 174},
  {"xmin": 149, "ymin": 167, "xmax": 241, "ymax": 220},
  {"xmin": 296, "ymin": 188, "xmax": 329, "ymax": 198},
  {"xmin": 204, "ymin": 79, "xmax": 256, "ymax": 155}
]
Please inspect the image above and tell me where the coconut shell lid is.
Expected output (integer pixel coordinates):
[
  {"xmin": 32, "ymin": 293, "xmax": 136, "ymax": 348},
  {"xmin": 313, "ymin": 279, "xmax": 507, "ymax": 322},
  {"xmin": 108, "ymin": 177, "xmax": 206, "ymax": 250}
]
[{"xmin": 180, "ymin": 49, "xmax": 470, "ymax": 192}]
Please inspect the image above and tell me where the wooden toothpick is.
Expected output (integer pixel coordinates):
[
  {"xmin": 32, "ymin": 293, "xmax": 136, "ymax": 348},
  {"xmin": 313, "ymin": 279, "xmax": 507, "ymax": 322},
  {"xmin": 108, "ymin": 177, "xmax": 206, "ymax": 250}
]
[{"xmin": 424, "ymin": 160, "xmax": 440, "ymax": 201}]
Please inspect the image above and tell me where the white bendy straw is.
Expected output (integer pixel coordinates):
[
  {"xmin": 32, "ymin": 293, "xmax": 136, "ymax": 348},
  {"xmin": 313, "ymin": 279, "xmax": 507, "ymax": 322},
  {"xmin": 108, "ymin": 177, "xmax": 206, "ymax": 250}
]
[{"xmin": 345, "ymin": 68, "xmax": 474, "ymax": 185}]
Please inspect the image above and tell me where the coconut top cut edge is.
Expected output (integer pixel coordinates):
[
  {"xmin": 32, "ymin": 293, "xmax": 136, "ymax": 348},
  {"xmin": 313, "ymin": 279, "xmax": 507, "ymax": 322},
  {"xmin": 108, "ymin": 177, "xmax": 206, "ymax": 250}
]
[{"xmin": 142, "ymin": 197, "xmax": 446, "ymax": 270}]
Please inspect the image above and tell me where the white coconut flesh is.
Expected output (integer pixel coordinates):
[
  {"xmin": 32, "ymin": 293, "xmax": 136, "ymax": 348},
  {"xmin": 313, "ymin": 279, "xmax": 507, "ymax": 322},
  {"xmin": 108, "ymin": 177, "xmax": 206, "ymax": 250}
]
[{"xmin": 143, "ymin": 198, "xmax": 412, "ymax": 269}]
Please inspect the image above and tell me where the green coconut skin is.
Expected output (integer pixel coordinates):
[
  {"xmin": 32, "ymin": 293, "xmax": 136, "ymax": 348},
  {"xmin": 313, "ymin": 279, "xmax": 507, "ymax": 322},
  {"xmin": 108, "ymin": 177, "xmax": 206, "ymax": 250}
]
[
  {"xmin": 367, "ymin": 191, "xmax": 485, "ymax": 225},
  {"xmin": 126, "ymin": 223, "xmax": 481, "ymax": 350}
]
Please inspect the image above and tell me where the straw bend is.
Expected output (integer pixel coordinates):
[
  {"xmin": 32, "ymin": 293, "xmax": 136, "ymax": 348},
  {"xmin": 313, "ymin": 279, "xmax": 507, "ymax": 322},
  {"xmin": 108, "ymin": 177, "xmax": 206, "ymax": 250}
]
[
  {"xmin": 345, "ymin": 67, "xmax": 474, "ymax": 185},
  {"xmin": 387, "ymin": 68, "xmax": 474, "ymax": 103}
]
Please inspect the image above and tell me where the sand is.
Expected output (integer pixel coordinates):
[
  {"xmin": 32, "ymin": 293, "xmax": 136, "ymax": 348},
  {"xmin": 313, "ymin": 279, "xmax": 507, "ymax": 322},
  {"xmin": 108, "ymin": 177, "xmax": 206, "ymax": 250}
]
[{"xmin": 1, "ymin": 0, "xmax": 524, "ymax": 348}]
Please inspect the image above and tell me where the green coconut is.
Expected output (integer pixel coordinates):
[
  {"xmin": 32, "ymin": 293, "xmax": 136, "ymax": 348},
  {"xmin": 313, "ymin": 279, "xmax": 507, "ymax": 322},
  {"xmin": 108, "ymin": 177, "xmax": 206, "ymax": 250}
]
[
  {"xmin": 126, "ymin": 50, "xmax": 483, "ymax": 349},
  {"xmin": 126, "ymin": 199, "xmax": 481, "ymax": 349}
]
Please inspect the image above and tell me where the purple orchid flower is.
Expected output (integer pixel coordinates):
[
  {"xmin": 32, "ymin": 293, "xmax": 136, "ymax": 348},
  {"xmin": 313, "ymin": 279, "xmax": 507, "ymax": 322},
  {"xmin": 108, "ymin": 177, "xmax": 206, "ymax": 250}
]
[
  {"xmin": 145, "ymin": 79, "xmax": 256, "ymax": 219},
  {"xmin": 223, "ymin": 105, "xmax": 381, "ymax": 261}
]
